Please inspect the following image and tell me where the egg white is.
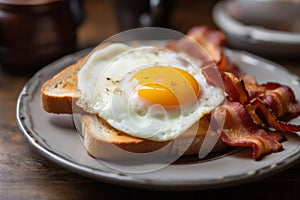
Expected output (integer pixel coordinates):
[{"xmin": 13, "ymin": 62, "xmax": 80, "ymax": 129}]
[{"xmin": 77, "ymin": 43, "xmax": 225, "ymax": 141}]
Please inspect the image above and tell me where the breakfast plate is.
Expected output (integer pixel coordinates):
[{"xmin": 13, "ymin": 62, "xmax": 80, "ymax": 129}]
[{"xmin": 16, "ymin": 48, "xmax": 300, "ymax": 190}]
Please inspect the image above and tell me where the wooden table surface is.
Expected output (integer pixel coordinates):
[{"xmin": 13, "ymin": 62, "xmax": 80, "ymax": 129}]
[{"xmin": 1, "ymin": 0, "xmax": 300, "ymax": 199}]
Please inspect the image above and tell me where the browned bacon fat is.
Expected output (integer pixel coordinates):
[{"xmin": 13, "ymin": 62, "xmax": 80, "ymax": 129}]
[
  {"xmin": 170, "ymin": 26, "xmax": 300, "ymax": 159},
  {"xmin": 211, "ymin": 101, "xmax": 283, "ymax": 159},
  {"xmin": 202, "ymin": 65, "xmax": 249, "ymax": 104},
  {"xmin": 248, "ymin": 98, "xmax": 300, "ymax": 133},
  {"xmin": 166, "ymin": 26, "xmax": 232, "ymax": 71},
  {"xmin": 245, "ymin": 81, "xmax": 300, "ymax": 119}
]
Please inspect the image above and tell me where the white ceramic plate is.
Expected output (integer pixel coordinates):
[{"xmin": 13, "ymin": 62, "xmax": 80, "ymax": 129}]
[
  {"xmin": 16, "ymin": 49, "xmax": 300, "ymax": 190},
  {"xmin": 213, "ymin": 0, "xmax": 300, "ymax": 57}
]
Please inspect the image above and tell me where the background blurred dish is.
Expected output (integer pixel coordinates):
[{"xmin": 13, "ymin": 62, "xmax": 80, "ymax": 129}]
[
  {"xmin": 213, "ymin": 0, "xmax": 300, "ymax": 57},
  {"xmin": 229, "ymin": 0, "xmax": 300, "ymax": 32}
]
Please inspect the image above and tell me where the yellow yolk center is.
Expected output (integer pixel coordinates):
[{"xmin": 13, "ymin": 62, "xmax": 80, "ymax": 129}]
[{"xmin": 131, "ymin": 66, "xmax": 201, "ymax": 108}]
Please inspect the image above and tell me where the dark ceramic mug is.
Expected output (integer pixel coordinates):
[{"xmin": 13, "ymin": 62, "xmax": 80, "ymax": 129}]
[{"xmin": 0, "ymin": 0, "xmax": 78, "ymax": 73}]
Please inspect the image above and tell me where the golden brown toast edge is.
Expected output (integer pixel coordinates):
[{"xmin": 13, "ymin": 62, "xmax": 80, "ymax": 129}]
[
  {"xmin": 82, "ymin": 114, "xmax": 228, "ymax": 160},
  {"xmin": 41, "ymin": 57, "xmax": 86, "ymax": 114},
  {"xmin": 41, "ymin": 43, "xmax": 112, "ymax": 114}
]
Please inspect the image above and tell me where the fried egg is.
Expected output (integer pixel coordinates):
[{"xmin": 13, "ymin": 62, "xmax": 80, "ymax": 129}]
[{"xmin": 77, "ymin": 43, "xmax": 225, "ymax": 141}]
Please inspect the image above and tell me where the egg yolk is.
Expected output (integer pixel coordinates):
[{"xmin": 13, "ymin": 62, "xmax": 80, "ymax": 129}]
[{"xmin": 131, "ymin": 66, "xmax": 201, "ymax": 108}]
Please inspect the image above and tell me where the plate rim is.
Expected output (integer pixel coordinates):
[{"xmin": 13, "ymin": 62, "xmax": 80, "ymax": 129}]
[{"xmin": 16, "ymin": 48, "xmax": 300, "ymax": 190}]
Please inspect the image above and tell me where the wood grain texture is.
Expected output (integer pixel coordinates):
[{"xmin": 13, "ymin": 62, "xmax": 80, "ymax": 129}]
[{"xmin": 1, "ymin": 0, "xmax": 300, "ymax": 199}]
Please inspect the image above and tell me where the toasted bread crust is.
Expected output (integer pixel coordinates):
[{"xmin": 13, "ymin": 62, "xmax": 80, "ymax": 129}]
[
  {"xmin": 41, "ymin": 57, "xmax": 85, "ymax": 114},
  {"xmin": 41, "ymin": 43, "xmax": 112, "ymax": 114},
  {"xmin": 82, "ymin": 115, "xmax": 228, "ymax": 160}
]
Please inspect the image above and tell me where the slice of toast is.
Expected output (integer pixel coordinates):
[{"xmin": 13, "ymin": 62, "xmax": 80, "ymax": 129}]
[
  {"xmin": 41, "ymin": 44, "xmax": 228, "ymax": 159},
  {"xmin": 41, "ymin": 43, "xmax": 111, "ymax": 114},
  {"xmin": 82, "ymin": 114, "xmax": 227, "ymax": 160},
  {"xmin": 41, "ymin": 56, "xmax": 85, "ymax": 114}
]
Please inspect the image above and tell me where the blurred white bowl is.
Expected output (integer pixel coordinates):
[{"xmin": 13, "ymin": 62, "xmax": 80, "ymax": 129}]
[
  {"xmin": 213, "ymin": 0, "xmax": 300, "ymax": 57},
  {"xmin": 229, "ymin": 0, "xmax": 300, "ymax": 32}
]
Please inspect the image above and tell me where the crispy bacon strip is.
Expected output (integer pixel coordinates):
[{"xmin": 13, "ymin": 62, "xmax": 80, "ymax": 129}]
[
  {"xmin": 204, "ymin": 65, "xmax": 300, "ymax": 120},
  {"xmin": 261, "ymin": 83, "xmax": 300, "ymax": 118},
  {"xmin": 211, "ymin": 101, "xmax": 283, "ymax": 159},
  {"xmin": 186, "ymin": 26, "xmax": 225, "ymax": 66},
  {"xmin": 244, "ymin": 78, "xmax": 300, "ymax": 118},
  {"xmin": 248, "ymin": 98, "xmax": 300, "ymax": 132},
  {"xmin": 202, "ymin": 65, "xmax": 249, "ymax": 104},
  {"xmin": 166, "ymin": 26, "xmax": 232, "ymax": 70},
  {"xmin": 242, "ymin": 75, "xmax": 265, "ymax": 97},
  {"xmin": 205, "ymin": 66, "xmax": 300, "ymax": 133},
  {"xmin": 169, "ymin": 26, "xmax": 300, "ymax": 159}
]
